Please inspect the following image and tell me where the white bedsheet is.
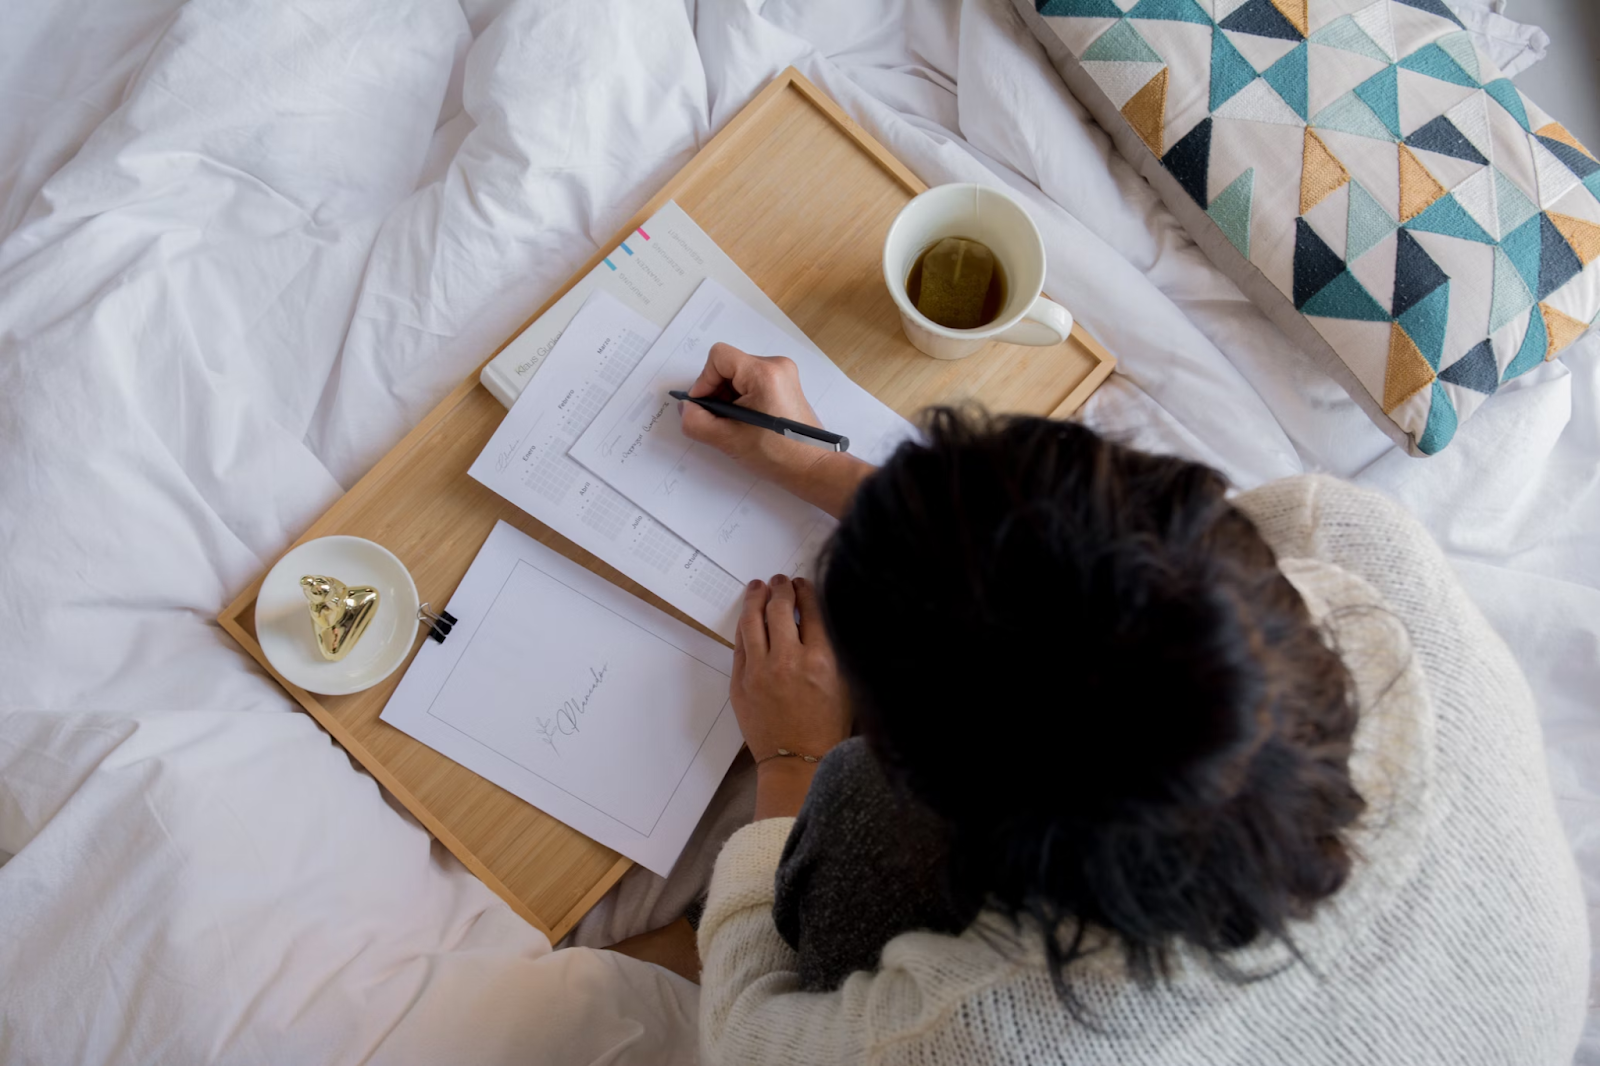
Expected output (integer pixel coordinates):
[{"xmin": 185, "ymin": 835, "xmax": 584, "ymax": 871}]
[{"xmin": 0, "ymin": 1, "xmax": 1593, "ymax": 1062}]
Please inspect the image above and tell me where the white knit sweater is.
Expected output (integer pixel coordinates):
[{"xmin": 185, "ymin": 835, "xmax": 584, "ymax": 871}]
[{"xmin": 696, "ymin": 476, "xmax": 1589, "ymax": 1065}]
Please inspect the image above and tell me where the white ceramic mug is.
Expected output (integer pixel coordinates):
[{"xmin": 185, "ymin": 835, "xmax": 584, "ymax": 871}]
[{"xmin": 883, "ymin": 183, "xmax": 1073, "ymax": 360}]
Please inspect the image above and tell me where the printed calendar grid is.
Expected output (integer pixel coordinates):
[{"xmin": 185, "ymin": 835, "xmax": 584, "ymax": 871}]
[
  {"xmin": 581, "ymin": 485, "xmax": 634, "ymax": 541},
  {"xmin": 632, "ymin": 522, "xmax": 679, "ymax": 574},
  {"xmin": 525, "ymin": 443, "xmax": 580, "ymax": 504},
  {"xmin": 688, "ymin": 562, "xmax": 743, "ymax": 607}
]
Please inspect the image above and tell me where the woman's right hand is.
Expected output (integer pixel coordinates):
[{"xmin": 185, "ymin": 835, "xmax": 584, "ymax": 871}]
[{"xmin": 679, "ymin": 343, "xmax": 875, "ymax": 519}]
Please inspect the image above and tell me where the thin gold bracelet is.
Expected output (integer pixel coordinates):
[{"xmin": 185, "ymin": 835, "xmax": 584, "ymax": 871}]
[{"xmin": 756, "ymin": 747, "xmax": 821, "ymax": 765}]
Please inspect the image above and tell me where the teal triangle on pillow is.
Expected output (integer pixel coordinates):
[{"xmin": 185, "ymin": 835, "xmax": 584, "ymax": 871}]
[
  {"xmin": 1488, "ymin": 245, "xmax": 1536, "ymax": 333},
  {"xmin": 1207, "ymin": 169, "xmax": 1255, "ymax": 257},
  {"xmin": 1211, "ymin": 26, "xmax": 1259, "ymax": 110},
  {"xmin": 1407, "ymin": 195, "xmax": 1494, "ymax": 243},
  {"xmin": 1435, "ymin": 32, "xmax": 1481, "ymax": 82},
  {"xmin": 1038, "ymin": 0, "xmax": 1125, "ymax": 16},
  {"xmin": 1347, "ymin": 180, "xmax": 1398, "ymax": 260},
  {"xmin": 1494, "ymin": 168, "xmax": 1539, "ymax": 235},
  {"xmin": 1083, "ymin": 19, "xmax": 1164, "ymax": 62},
  {"xmin": 1354, "ymin": 66, "xmax": 1402, "ymax": 138},
  {"xmin": 1502, "ymin": 306, "xmax": 1546, "ymax": 381},
  {"xmin": 1416, "ymin": 381, "xmax": 1459, "ymax": 454},
  {"xmin": 1301, "ymin": 270, "xmax": 1391, "ymax": 321},
  {"xmin": 1483, "ymin": 78, "xmax": 1530, "ymax": 131},
  {"xmin": 1398, "ymin": 43, "xmax": 1477, "ymax": 87},
  {"xmin": 1313, "ymin": 92, "xmax": 1395, "ymax": 141},
  {"xmin": 1126, "ymin": 0, "xmax": 1211, "ymax": 24},
  {"xmin": 1263, "ymin": 42, "xmax": 1308, "ymax": 120},
  {"xmin": 1500, "ymin": 213, "xmax": 1545, "ymax": 296},
  {"xmin": 1397, "ymin": 282, "xmax": 1450, "ymax": 368},
  {"xmin": 1308, "ymin": 16, "xmax": 1389, "ymax": 63}
]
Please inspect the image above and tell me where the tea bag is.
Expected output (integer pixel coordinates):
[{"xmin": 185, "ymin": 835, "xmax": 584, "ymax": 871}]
[{"xmin": 916, "ymin": 238, "xmax": 995, "ymax": 330}]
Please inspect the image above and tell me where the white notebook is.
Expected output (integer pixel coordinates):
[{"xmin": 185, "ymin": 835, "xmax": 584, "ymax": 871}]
[
  {"xmin": 479, "ymin": 200, "xmax": 814, "ymax": 408},
  {"xmin": 379, "ymin": 520, "xmax": 744, "ymax": 877}
]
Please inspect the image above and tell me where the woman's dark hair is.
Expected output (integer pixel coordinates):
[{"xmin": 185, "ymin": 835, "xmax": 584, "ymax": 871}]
[{"xmin": 820, "ymin": 409, "xmax": 1366, "ymax": 1000}]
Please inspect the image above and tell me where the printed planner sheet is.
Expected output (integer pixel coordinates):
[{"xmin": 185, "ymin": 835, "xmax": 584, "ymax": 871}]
[
  {"xmin": 380, "ymin": 521, "xmax": 742, "ymax": 877},
  {"xmin": 567, "ymin": 279, "xmax": 916, "ymax": 583},
  {"xmin": 469, "ymin": 290, "xmax": 747, "ymax": 640}
]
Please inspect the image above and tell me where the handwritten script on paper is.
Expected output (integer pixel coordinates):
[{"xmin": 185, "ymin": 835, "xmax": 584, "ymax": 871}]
[
  {"xmin": 379, "ymin": 521, "xmax": 742, "ymax": 876},
  {"xmin": 535, "ymin": 663, "xmax": 610, "ymax": 756}
]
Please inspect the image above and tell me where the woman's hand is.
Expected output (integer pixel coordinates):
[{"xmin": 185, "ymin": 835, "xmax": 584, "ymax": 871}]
[
  {"xmin": 680, "ymin": 343, "xmax": 875, "ymax": 519},
  {"xmin": 732, "ymin": 575, "xmax": 850, "ymax": 819}
]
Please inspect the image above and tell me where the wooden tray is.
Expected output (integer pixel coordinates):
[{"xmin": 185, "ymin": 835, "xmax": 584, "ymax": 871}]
[{"xmin": 219, "ymin": 68, "xmax": 1115, "ymax": 941}]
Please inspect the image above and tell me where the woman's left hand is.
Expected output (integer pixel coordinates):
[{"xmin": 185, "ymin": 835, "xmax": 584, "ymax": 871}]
[{"xmin": 732, "ymin": 575, "xmax": 849, "ymax": 817}]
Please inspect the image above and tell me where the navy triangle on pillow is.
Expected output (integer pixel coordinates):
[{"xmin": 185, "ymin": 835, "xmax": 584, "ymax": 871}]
[
  {"xmin": 1537, "ymin": 213, "xmax": 1583, "ymax": 300},
  {"xmin": 1162, "ymin": 118, "xmax": 1213, "ymax": 206},
  {"xmin": 1439, "ymin": 340, "xmax": 1499, "ymax": 394},
  {"xmin": 1219, "ymin": 0, "xmax": 1303, "ymax": 41},
  {"xmin": 1405, "ymin": 116, "xmax": 1487, "ymax": 165},
  {"xmin": 1393, "ymin": 0, "xmax": 1465, "ymax": 28},
  {"xmin": 1393, "ymin": 229, "xmax": 1448, "ymax": 317},
  {"xmin": 1537, "ymin": 136, "xmax": 1600, "ymax": 179},
  {"xmin": 1293, "ymin": 218, "xmax": 1345, "ymax": 308}
]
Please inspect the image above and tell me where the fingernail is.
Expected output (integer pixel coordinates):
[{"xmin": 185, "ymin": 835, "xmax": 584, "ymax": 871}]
[
  {"xmin": 771, "ymin": 574, "xmax": 787, "ymax": 585},
  {"xmin": 747, "ymin": 579, "xmax": 762, "ymax": 590},
  {"xmin": 676, "ymin": 401, "xmax": 684, "ymax": 414}
]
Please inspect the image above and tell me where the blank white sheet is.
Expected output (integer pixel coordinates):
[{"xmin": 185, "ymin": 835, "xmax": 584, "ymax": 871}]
[
  {"xmin": 567, "ymin": 279, "xmax": 917, "ymax": 583},
  {"xmin": 380, "ymin": 520, "xmax": 743, "ymax": 877}
]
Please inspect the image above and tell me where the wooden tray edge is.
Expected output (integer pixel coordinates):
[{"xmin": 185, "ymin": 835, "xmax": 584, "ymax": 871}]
[
  {"xmin": 1050, "ymin": 327, "xmax": 1117, "ymax": 419},
  {"xmin": 216, "ymin": 609, "xmax": 563, "ymax": 940}
]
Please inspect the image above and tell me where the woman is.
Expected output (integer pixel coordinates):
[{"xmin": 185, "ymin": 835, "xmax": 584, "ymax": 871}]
[{"xmin": 619, "ymin": 343, "xmax": 1588, "ymax": 1064}]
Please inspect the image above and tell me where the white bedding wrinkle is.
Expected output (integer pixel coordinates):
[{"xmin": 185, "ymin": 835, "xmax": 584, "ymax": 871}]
[{"xmin": 0, "ymin": 0, "xmax": 1595, "ymax": 1062}]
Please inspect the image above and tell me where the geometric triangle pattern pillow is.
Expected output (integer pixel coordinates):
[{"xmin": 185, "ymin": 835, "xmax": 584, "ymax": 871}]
[{"xmin": 1013, "ymin": 0, "xmax": 1599, "ymax": 454}]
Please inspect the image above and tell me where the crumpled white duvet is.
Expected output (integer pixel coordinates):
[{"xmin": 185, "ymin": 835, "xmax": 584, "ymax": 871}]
[{"xmin": 0, "ymin": 0, "xmax": 1594, "ymax": 1063}]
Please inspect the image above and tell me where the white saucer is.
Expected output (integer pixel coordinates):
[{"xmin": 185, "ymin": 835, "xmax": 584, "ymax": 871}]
[{"xmin": 256, "ymin": 536, "xmax": 420, "ymax": 696}]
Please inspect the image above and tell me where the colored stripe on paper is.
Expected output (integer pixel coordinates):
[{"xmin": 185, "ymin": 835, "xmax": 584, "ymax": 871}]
[
  {"xmin": 620, "ymin": 242, "xmax": 634, "ymax": 256},
  {"xmin": 603, "ymin": 258, "xmax": 617, "ymax": 271},
  {"xmin": 636, "ymin": 227, "xmax": 651, "ymax": 241}
]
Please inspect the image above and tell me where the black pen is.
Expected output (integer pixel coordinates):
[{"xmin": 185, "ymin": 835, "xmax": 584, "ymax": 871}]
[{"xmin": 669, "ymin": 390, "xmax": 850, "ymax": 453}]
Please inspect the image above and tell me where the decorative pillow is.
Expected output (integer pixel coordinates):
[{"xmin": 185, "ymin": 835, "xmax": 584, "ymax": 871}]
[{"xmin": 1014, "ymin": 0, "xmax": 1599, "ymax": 455}]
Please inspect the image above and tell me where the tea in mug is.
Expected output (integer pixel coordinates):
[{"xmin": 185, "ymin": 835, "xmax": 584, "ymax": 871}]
[{"xmin": 905, "ymin": 237, "xmax": 1006, "ymax": 330}]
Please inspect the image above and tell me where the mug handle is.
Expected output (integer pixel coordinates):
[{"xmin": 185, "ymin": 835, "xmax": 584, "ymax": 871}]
[{"xmin": 995, "ymin": 297, "xmax": 1073, "ymax": 347}]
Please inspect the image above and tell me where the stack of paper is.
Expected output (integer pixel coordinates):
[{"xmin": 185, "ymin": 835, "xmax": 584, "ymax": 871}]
[
  {"xmin": 472, "ymin": 278, "xmax": 916, "ymax": 635},
  {"xmin": 387, "ymin": 211, "xmax": 915, "ymax": 875}
]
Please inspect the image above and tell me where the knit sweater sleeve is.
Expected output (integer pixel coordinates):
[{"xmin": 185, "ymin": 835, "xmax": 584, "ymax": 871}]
[
  {"xmin": 1232, "ymin": 475, "xmax": 1543, "ymax": 754},
  {"xmin": 697, "ymin": 818, "xmax": 942, "ymax": 1066}
]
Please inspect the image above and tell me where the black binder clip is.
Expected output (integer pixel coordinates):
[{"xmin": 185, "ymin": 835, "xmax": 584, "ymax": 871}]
[{"xmin": 417, "ymin": 603, "xmax": 458, "ymax": 644}]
